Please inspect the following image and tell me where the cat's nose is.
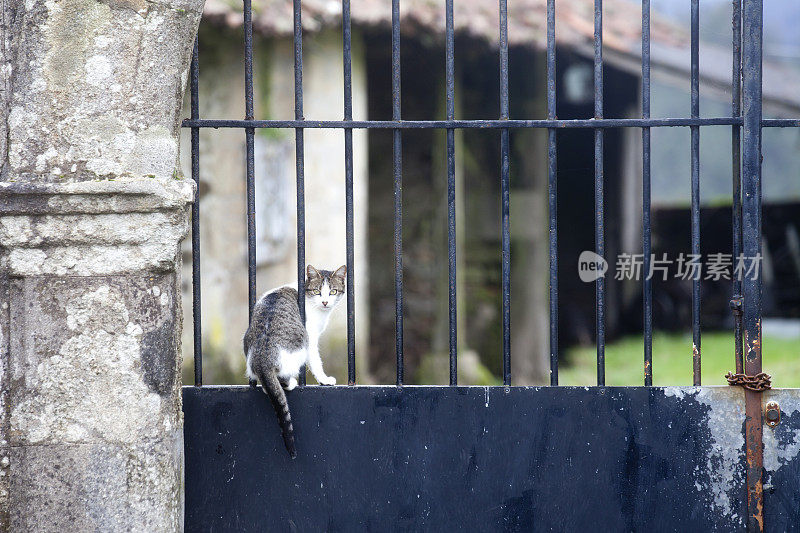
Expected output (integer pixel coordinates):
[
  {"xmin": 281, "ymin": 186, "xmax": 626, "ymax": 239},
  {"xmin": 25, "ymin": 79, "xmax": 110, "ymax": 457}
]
[{"xmin": 322, "ymin": 301, "xmax": 328, "ymax": 307}]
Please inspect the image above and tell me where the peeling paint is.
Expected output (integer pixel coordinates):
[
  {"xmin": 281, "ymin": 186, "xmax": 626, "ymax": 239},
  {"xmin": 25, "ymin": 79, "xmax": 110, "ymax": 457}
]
[
  {"xmin": 664, "ymin": 387, "xmax": 745, "ymax": 523},
  {"xmin": 695, "ymin": 387, "xmax": 746, "ymax": 523},
  {"xmin": 763, "ymin": 390, "xmax": 800, "ymax": 473}
]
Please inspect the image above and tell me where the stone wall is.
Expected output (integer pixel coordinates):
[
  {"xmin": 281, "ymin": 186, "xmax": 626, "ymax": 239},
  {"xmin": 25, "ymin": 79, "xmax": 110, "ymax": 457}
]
[{"xmin": 1, "ymin": 1, "xmax": 202, "ymax": 531}]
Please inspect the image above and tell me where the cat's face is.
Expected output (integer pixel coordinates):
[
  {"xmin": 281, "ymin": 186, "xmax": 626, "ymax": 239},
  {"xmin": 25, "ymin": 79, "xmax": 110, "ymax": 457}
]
[{"xmin": 305, "ymin": 265, "xmax": 346, "ymax": 311}]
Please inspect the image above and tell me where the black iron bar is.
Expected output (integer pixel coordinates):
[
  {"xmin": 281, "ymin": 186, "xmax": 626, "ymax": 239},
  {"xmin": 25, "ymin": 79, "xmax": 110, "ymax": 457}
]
[
  {"xmin": 190, "ymin": 38, "xmax": 202, "ymax": 387},
  {"xmin": 244, "ymin": 0, "xmax": 258, "ymax": 388},
  {"xmin": 343, "ymin": 0, "xmax": 356, "ymax": 385},
  {"xmin": 293, "ymin": 0, "xmax": 307, "ymax": 385},
  {"xmin": 762, "ymin": 119, "xmax": 800, "ymax": 127},
  {"xmin": 690, "ymin": 0, "xmax": 701, "ymax": 385},
  {"xmin": 547, "ymin": 0, "xmax": 558, "ymax": 386},
  {"xmin": 499, "ymin": 0, "xmax": 511, "ymax": 386},
  {"xmin": 175, "ymin": 0, "xmax": 782, "ymax": 397},
  {"xmin": 183, "ymin": 117, "xmax": 743, "ymax": 129},
  {"xmin": 445, "ymin": 0, "xmax": 457, "ymax": 386},
  {"xmin": 392, "ymin": 0, "xmax": 404, "ymax": 386},
  {"xmin": 741, "ymin": 1, "xmax": 764, "ymax": 528},
  {"xmin": 594, "ymin": 0, "xmax": 605, "ymax": 386},
  {"xmin": 642, "ymin": 0, "xmax": 652, "ymax": 386},
  {"xmin": 731, "ymin": 0, "xmax": 743, "ymax": 376}
]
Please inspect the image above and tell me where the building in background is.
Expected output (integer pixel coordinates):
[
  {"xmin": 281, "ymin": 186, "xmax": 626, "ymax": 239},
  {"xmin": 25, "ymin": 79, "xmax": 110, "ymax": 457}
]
[{"xmin": 181, "ymin": 0, "xmax": 800, "ymax": 385}]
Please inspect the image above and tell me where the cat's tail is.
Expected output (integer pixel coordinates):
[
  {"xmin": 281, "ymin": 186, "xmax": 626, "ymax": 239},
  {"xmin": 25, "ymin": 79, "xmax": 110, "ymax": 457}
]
[{"xmin": 258, "ymin": 369, "xmax": 297, "ymax": 459}]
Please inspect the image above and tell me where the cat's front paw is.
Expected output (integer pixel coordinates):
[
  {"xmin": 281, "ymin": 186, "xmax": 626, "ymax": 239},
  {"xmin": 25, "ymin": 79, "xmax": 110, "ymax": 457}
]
[
  {"xmin": 318, "ymin": 375, "xmax": 336, "ymax": 386},
  {"xmin": 285, "ymin": 377, "xmax": 298, "ymax": 391}
]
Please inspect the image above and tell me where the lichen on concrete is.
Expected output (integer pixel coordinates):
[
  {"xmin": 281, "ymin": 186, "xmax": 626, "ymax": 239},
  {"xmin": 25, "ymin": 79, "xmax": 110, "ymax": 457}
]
[
  {"xmin": 8, "ymin": 278, "xmax": 182, "ymax": 446},
  {"xmin": 9, "ymin": 433, "xmax": 183, "ymax": 532},
  {"xmin": 3, "ymin": 0, "xmax": 203, "ymax": 182},
  {"xmin": 0, "ymin": 179, "xmax": 194, "ymax": 276},
  {"xmin": 0, "ymin": 0, "xmax": 202, "ymax": 530}
]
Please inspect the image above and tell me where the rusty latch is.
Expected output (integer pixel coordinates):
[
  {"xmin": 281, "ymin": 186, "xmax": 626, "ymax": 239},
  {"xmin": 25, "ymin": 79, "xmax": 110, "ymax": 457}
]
[
  {"xmin": 725, "ymin": 371, "xmax": 772, "ymax": 392},
  {"xmin": 765, "ymin": 401, "xmax": 780, "ymax": 428}
]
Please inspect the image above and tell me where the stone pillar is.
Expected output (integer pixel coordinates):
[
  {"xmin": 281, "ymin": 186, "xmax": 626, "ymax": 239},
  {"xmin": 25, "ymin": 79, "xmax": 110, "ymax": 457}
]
[{"xmin": 0, "ymin": 0, "xmax": 202, "ymax": 531}]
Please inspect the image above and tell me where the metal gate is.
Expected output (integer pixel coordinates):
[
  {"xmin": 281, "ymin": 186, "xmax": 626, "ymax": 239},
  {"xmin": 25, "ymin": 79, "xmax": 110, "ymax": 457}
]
[{"xmin": 181, "ymin": 0, "xmax": 800, "ymax": 530}]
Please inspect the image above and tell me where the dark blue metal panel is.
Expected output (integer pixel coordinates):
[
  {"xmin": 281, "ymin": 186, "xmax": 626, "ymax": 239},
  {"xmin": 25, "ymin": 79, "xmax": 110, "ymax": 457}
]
[
  {"xmin": 763, "ymin": 410, "xmax": 800, "ymax": 531},
  {"xmin": 762, "ymin": 391, "xmax": 800, "ymax": 532},
  {"xmin": 182, "ymin": 386, "xmax": 762, "ymax": 532}
]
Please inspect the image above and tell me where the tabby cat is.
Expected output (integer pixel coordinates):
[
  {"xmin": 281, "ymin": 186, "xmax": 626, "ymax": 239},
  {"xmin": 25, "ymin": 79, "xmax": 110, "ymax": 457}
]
[{"xmin": 243, "ymin": 265, "xmax": 346, "ymax": 457}]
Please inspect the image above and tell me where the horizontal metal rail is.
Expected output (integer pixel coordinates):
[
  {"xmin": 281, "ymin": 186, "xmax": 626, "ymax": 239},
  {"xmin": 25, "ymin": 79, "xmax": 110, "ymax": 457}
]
[
  {"xmin": 184, "ymin": 117, "xmax": 800, "ymax": 130},
  {"xmin": 183, "ymin": 117, "xmax": 749, "ymax": 129},
  {"xmin": 762, "ymin": 118, "xmax": 800, "ymax": 127}
]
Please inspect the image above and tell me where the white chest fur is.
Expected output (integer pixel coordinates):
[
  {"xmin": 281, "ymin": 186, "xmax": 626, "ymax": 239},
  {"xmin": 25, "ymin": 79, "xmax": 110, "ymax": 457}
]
[{"xmin": 304, "ymin": 306, "xmax": 331, "ymax": 348}]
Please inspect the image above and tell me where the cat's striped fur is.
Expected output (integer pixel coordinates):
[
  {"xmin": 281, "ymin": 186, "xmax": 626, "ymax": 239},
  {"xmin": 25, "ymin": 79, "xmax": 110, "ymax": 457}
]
[{"xmin": 243, "ymin": 265, "xmax": 346, "ymax": 457}]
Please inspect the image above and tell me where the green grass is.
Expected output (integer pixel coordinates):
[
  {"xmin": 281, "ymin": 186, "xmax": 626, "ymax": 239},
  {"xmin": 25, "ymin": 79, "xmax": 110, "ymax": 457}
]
[{"xmin": 559, "ymin": 331, "xmax": 800, "ymax": 387}]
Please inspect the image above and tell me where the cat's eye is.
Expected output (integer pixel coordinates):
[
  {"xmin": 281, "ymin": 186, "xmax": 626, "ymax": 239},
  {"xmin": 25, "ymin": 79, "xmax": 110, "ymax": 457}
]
[
  {"xmin": 329, "ymin": 289, "xmax": 338, "ymax": 295},
  {"xmin": 310, "ymin": 289, "xmax": 320, "ymax": 295}
]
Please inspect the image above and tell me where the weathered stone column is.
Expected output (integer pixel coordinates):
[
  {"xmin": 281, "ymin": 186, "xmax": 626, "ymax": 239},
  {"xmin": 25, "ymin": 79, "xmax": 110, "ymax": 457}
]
[{"xmin": 0, "ymin": 0, "xmax": 202, "ymax": 531}]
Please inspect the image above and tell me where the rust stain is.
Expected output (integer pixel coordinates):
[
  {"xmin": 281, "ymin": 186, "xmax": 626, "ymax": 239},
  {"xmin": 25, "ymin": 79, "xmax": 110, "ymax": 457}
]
[
  {"xmin": 744, "ymin": 387, "xmax": 765, "ymax": 532},
  {"xmin": 754, "ymin": 488, "xmax": 764, "ymax": 531},
  {"xmin": 744, "ymin": 329, "xmax": 754, "ymax": 360},
  {"xmin": 744, "ymin": 327, "xmax": 763, "ymax": 365}
]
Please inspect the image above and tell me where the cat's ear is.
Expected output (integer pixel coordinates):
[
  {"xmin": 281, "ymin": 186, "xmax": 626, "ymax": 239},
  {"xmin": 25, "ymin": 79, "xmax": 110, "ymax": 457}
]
[
  {"xmin": 333, "ymin": 265, "xmax": 347, "ymax": 279},
  {"xmin": 307, "ymin": 265, "xmax": 320, "ymax": 279}
]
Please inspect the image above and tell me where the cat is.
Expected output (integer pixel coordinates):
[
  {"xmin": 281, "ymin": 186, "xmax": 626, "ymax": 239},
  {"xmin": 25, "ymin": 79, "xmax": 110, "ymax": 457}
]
[{"xmin": 243, "ymin": 264, "xmax": 346, "ymax": 458}]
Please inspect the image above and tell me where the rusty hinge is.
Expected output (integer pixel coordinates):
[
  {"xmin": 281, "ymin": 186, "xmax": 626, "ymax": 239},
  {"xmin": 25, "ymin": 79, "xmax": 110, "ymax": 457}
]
[{"xmin": 725, "ymin": 371, "xmax": 772, "ymax": 392}]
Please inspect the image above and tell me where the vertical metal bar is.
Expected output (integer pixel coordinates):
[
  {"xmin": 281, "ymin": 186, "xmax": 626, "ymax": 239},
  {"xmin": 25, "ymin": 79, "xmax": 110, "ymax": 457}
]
[
  {"xmin": 190, "ymin": 38, "xmax": 202, "ymax": 387},
  {"xmin": 594, "ymin": 0, "xmax": 605, "ymax": 386},
  {"xmin": 499, "ymin": 0, "xmax": 511, "ymax": 386},
  {"xmin": 742, "ymin": 0, "xmax": 764, "ymax": 530},
  {"xmin": 293, "ymin": 0, "xmax": 307, "ymax": 386},
  {"xmin": 244, "ymin": 0, "xmax": 258, "ymax": 388},
  {"xmin": 547, "ymin": 0, "xmax": 558, "ymax": 386},
  {"xmin": 642, "ymin": 0, "xmax": 652, "ymax": 386},
  {"xmin": 690, "ymin": 0, "xmax": 701, "ymax": 386},
  {"xmin": 690, "ymin": 0, "xmax": 700, "ymax": 386},
  {"xmin": 343, "ymin": 0, "xmax": 356, "ymax": 385},
  {"xmin": 392, "ymin": 0, "xmax": 404, "ymax": 386},
  {"xmin": 731, "ymin": 0, "xmax": 744, "ymax": 376},
  {"xmin": 445, "ymin": 0, "xmax": 457, "ymax": 386}
]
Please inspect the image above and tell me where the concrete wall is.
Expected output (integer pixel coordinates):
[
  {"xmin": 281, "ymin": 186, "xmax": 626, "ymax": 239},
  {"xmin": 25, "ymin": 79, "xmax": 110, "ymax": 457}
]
[
  {"xmin": 1, "ymin": 1, "xmax": 201, "ymax": 530},
  {"xmin": 179, "ymin": 26, "xmax": 370, "ymax": 384}
]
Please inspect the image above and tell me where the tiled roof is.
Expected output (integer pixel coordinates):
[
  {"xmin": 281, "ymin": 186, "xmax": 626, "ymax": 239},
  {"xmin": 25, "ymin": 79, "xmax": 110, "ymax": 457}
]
[
  {"xmin": 203, "ymin": 0, "xmax": 684, "ymax": 53},
  {"xmin": 202, "ymin": 0, "xmax": 800, "ymax": 113}
]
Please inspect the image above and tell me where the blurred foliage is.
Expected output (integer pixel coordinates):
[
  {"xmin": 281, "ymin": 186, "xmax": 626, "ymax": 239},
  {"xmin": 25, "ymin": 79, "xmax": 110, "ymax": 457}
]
[
  {"xmin": 559, "ymin": 330, "xmax": 800, "ymax": 387},
  {"xmin": 182, "ymin": 342, "xmax": 247, "ymax": 386},
  {"xmin": 415, "ymin": 350, "xmax": 501, "ymax": 386}
]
